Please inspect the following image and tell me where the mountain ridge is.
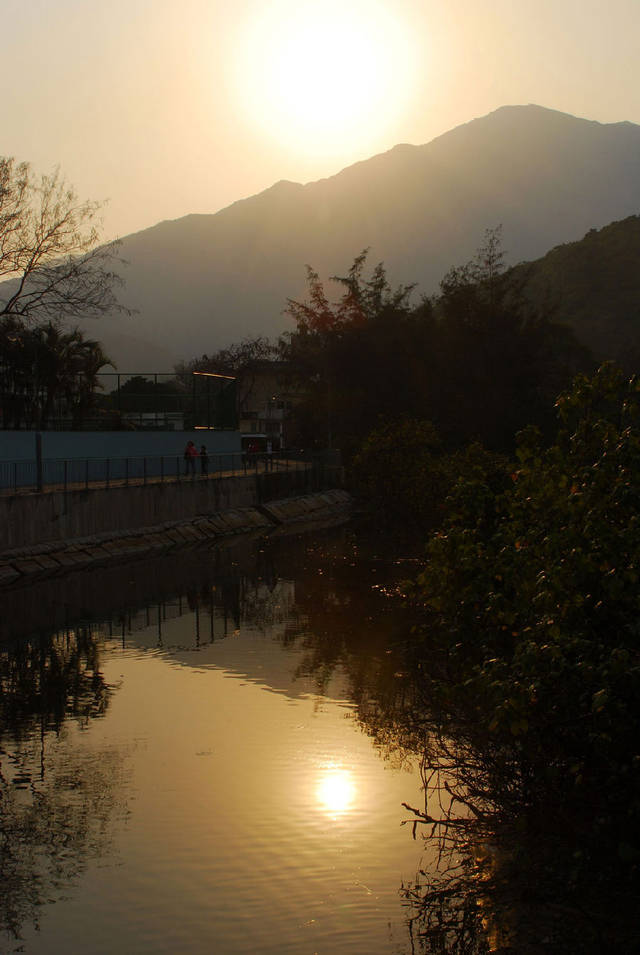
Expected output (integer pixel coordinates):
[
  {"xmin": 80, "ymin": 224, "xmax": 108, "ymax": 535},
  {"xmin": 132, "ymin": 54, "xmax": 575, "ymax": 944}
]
[
  {"xmin": 118, "ymin": 104, "xmax": 630, "ymax": 241},
  {"xmin": 67, "ymin": 103, "xmax": 640, "ymax": 368}
]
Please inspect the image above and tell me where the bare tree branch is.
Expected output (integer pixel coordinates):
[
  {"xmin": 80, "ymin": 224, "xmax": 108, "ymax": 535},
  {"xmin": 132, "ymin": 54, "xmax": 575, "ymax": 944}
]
[{"xmin": 0, "ymin": 158, "xmax": 129, "ymax": 324}]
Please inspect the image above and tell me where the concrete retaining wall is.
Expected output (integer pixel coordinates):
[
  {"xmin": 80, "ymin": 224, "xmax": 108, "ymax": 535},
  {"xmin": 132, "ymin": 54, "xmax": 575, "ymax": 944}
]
[
  {"xmin": 0, "ymin": 489, "xmax": 353, "ymax": 589},
  {"xmin": 0, "ymin": 475, "xmax": 255, "ymax": 551},
  {"xmin": 0, "ymin": 466, "xmax": 344, "ymax": 553}
]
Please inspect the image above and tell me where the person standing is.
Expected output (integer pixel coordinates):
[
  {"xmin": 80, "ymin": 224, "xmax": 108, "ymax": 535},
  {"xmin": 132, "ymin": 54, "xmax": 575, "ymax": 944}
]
[
  {"xmin": 184, "ymin": 440, "xmax": 198, "ymax": 476},
  {"xmin": 200, "ymin": 444, "xmax": 209, "ymax": 476}
]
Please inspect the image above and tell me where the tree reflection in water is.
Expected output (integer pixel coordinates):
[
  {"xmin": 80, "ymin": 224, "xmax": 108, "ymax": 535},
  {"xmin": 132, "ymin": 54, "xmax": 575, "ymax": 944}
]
[
  {"xmin": 278, "ymin": 529, "xmax": 640, "ymax": 953},
  {"xmin": 400, "ymin": 739, "xmax": 500, "ymax": 955},
  {"xmin": 0, "ymin": 627, "xmax": 126, "ymax": 945},
  {"xmin": 397, "ymin": 716, "xmax": 638, "ymax": 954},
  {"xmin": 261, "ymin": 530, "xmax": 619, "ymax": 953},
  {"xmin": 0, "ymin": 537, "xmax": 303, "ymax": 946},
  {"xmin": 262, "ymin": 535, "xmax": 493, "ymax": 950}
]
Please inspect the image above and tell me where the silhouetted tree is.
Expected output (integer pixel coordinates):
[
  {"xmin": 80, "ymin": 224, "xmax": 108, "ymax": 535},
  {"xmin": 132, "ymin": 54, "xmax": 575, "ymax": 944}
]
[
  {"xmin": 432, "ymin": 226, "xmax": 591, "ymax": 447},
  {"xmin": 0, "ymin": 318, "xmax": 113, "ymax": 428},
  {"xmin": 0, "ymin": 157, "xmax": 127, "ymax": 324},
  {"xmin": 282, "ymin": 251, "xmax": 426, "ymax": 452}
]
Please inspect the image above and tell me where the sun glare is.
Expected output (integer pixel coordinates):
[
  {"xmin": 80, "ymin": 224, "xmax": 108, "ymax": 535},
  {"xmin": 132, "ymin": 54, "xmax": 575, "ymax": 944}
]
[
  {"xmin": 234, "ymin": 0, "xmax": 416, "ymax": 156},
  {"xmin": 316, "ymin": 768, "xmax": 356, "ymax": 816}
]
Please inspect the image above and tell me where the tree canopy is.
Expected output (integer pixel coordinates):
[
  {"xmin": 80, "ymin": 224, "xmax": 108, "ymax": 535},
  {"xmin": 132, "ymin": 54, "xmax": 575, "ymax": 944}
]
[{"xmin": 280, "ymin": 233, "xmax": 591, "ymax": 455}]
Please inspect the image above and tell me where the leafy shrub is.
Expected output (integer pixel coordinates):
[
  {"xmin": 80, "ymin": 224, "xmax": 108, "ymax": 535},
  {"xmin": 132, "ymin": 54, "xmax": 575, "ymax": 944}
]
[{"xmin": 417, "ymin": 363, "xmax": 640, "ymax": 886}]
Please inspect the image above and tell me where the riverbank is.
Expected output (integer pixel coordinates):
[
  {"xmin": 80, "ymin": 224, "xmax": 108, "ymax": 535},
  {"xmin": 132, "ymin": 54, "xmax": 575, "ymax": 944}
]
[{"xmin": 0, "ymin": 489, "xmax": 352, "ymax": 588}]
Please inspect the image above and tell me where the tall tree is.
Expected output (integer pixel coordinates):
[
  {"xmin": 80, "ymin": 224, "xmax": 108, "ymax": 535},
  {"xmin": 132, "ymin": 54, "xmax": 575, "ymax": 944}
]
[{"xmin": 282, "ymin": 251, "xmax": 423, "ymax": 451}]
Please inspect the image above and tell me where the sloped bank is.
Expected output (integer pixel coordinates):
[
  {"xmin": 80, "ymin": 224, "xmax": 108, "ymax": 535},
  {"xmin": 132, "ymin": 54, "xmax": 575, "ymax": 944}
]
[{"xmin": 0, "ymin": 490, "xmax": 352, "ymax": 588}]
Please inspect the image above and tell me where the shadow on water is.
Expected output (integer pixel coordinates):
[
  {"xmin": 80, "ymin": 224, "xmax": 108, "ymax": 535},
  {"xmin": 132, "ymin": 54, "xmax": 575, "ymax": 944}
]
[
  {"xmin": 0, "ymin": 534, "xmax": 306, "ymax": 937},
  {"xmin": 0, "ymin": 625, "xmax": 123, "ymax": 945}
]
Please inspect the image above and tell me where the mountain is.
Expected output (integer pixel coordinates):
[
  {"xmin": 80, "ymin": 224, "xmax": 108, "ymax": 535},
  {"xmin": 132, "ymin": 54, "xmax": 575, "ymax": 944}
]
[
  {"xmin": 82, "ymin": 325, "xmax": 184, "ymax": 373},
  {"xmin": 77, "ymin": 104, "xmax": 640, "ymax": 369},
  {"xmin": 513, "ymin": 215, "xmax": 640, "ymax": 367}
]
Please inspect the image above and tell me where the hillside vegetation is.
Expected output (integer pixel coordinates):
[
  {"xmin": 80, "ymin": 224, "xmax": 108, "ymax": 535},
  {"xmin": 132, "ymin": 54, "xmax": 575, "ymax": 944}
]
[{"xmin": 513, "ymin": 215, "xmax": 640, "ymax": 367}]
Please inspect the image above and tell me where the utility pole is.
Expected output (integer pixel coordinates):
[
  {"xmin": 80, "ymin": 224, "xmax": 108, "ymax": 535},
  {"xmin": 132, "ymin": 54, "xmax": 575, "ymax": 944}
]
[{"xmin": 35, "ymin": 432, "xmax": 43, "ymax": 492}]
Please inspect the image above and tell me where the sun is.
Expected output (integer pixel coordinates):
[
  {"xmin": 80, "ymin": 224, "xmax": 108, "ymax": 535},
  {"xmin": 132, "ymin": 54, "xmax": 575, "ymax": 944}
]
[
  {"xmin": 316, "ymin": 768, "xmax": 356, "ymax": 816},
  {"xmin": 233, "ymin": 0, "xmax": 416, "ymax": 157}
]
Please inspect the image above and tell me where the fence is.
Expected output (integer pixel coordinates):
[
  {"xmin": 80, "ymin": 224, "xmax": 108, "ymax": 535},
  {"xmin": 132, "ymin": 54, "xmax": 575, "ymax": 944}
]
[
  {"xmin": 0, "ymin": 449, "xmax": 338, "ymax": 497},
  {"xmin": 0, "ymin": 372, "xmax": 238, "ymax": 432}
]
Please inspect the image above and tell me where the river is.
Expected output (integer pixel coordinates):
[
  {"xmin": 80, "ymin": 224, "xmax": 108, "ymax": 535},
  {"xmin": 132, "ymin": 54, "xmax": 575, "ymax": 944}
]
[{"xmin": 0, "ymin": 525, "xmax": 436, "ymax": 954}]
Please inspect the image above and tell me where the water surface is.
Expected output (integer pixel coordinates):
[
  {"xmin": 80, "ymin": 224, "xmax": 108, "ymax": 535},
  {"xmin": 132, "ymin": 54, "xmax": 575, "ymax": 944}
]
[{"xmin": 1, "ymin": 529, "xmax": 430, "ymax": 954}]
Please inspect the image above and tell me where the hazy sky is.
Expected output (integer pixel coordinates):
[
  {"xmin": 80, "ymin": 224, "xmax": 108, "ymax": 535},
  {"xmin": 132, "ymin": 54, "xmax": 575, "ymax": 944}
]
[{"xmin": 3, "ymin": 0, "xmax": 639, "ymax": 240}]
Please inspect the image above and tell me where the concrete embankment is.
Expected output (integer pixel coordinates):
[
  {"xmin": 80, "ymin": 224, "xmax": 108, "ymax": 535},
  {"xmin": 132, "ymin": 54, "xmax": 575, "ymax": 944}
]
[
  {"xmin": 0, "ymin": 489, "xmax": 352, "ymax": 588},
  {"xmin": 0, "ymin": 467, "xmax": 337, "ymax": 552}
]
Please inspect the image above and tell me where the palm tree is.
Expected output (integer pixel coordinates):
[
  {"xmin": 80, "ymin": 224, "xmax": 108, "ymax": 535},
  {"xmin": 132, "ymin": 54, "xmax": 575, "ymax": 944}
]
[
  {"xmin": 0, "ymin": 317, "xmax": 30, "ymax": 428},
  {"xmin": 65, "ymin": 331, "xmax": 114, "ymax": 429},
  {"xmin": 0, "ymin": 318, "xmax": 113, "ymax": 428}
]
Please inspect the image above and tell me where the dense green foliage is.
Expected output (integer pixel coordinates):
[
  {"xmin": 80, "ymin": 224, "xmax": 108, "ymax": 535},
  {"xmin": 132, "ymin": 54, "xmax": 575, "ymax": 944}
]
[
  {"xmin": 283, "ymin": 251, "xmax": 425, "ymax": 451},
  {"xmin": 351, "ymin": 419, "xmax": 448, "ymax": 530},
  {"xmin": 352, "ymin": 420, "xmax": 508, "ymax": 533},
  {"xmin": 407, "ymin": 364, "xmax": 640, "ymax": 947}
]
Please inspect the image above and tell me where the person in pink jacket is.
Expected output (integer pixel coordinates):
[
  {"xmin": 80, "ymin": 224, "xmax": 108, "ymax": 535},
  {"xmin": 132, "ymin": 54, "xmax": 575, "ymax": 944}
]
[{"xmin": 184, "ymin": 440, "xmax": 198, "ymax": 476}]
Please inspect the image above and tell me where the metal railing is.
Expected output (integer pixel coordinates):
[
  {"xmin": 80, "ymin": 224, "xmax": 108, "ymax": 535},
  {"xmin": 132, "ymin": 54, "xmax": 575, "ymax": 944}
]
[{"xmin": 0, "ymin": 449, "xmax": 339, "ymax": 497}]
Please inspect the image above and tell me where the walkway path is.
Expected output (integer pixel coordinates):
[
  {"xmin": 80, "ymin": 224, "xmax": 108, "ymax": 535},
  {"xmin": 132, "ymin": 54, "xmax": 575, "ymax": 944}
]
[{"xmin": 0, "ymin": 457, "xmax": 307, "ymax": 497}]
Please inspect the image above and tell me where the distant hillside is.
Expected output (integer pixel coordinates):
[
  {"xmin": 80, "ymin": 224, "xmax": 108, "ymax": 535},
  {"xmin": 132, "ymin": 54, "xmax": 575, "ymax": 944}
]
[
  {"xmin": 513, "ymin": 216, "xmax": 640, "ymax": 367},
  {"xmin": 72, "ymin": 104, "xmax": 640, "ymax": 368}
]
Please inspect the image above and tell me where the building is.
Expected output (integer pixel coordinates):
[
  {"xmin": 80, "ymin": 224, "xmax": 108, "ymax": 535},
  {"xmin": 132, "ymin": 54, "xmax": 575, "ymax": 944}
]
[{"xmin": 235, "ymin": 360, "xmax": 299, "ymax": 450}]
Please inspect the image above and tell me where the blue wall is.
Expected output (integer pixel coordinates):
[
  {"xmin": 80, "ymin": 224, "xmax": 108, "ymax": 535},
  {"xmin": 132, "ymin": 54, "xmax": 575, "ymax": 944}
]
[{"xmin": 0, "ymin": 430, "xmax": 241, "ymax": 462}]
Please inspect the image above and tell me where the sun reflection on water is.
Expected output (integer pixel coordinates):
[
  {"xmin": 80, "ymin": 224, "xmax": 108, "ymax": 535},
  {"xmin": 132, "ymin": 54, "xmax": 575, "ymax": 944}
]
[{"xmin": 316, "ymin": 767, "xmax": 356, "ymax": 817}]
